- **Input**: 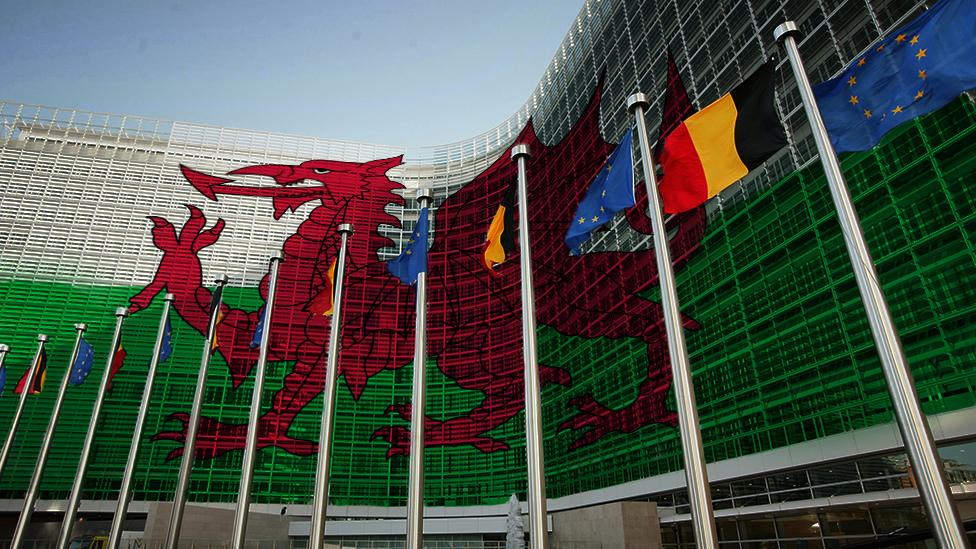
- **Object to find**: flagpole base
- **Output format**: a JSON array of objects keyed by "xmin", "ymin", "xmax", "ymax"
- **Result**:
[
  {"xmin": 511, "ymin": 144, "xmax": 530, "ymax": 160},
  {"xmin": 626, "ymin": 93, "xmax": 650, "ymax": 113},
  {"xmin": 773, "ymin": 21, "xmax": 800, "ymax": 42}
]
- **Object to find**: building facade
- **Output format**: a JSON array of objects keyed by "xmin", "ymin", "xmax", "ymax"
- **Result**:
[{"xmin": 1, "ymin": 0, "xmax": 974, "ymax": 545}]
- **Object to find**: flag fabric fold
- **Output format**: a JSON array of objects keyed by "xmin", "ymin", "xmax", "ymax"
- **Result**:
[
  {"xmin": 813, "ymin": 0, "xmax": 976, "ymax": 153},
  {"xmin": 388, "ymin": 206, "xmax": 430, "ymax": 285},
  {"xmin": 658, "ymin": 60, "xmax": 787, "ymax": 214},
  {"xmin": 107, "ymin": 338, "xmax": 126, "ymax": 390},
  {"xmin": 483, "ymin": 180, "xmax": 518, "ymax": 271},
  {"xmin": 69, "ymin": 337, "xmax": 95, "ymax": 385},
  {"xmin": 565, "ymin": 131, "xmax": 636, "ymax": 253},
  {"xmin": 308, "ymin": 259, "xmax": 338, "ymax": 315},
  {"xmin": 15, "ymin": 348, "xmax": 48, "ymax": 395}
]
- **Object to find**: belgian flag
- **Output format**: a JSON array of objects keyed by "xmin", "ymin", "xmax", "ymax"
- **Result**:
[
  {"xmin": 658, "ymin": 60, "xmax": 787, "ymax": 213},
  {"xmin": 15, "ymin": 348, "xmax": 47, "ymax": 395},
  {"xmin": 482, "ymin": 179, "xmax": 517, "ymax": 272}
]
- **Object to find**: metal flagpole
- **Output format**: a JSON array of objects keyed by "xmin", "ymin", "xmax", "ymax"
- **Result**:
[
  {"xmin": 0, "ymin": 334, "xmax": 48, "ymax": 482},
  {"xmin": 775, "ymin": 21, "xmax": 968, "ymax": 547},
  {"xmin": 107, "ymin": 293, "xmax": 174, "ymax": 549},
  {"xmin": 165, "ymin": 275, "xmax": 229, "ymax": 549},
  {"xmin": 11, "ymin": 325, "xmax": 87, "ymax": 549},
  {"xmin": 231, "ymin": 251, "xmax": 283, "ymax": 549},
  {"xmin": 511, "ymin": 144, "xmax": 550, "ymax": 549},
  {"xmin": 405, "ymin": 192, "xmax": 432, "ymax": 549},
  {"xmin": 628, "ymin": 93, "xmax": 719, "ymax": 548},
  {"xmin": 57, "ymin": 308, "xmax": 128, "ymax": 549},
  {"xmin": 309, "ymin": 224, "xmax": 354, "ymax": 549}
]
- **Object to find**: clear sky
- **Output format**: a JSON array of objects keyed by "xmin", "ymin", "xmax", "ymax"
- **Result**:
[{"xmin": 0, "ymin": 1, "xmax": 583, "ymax": 148}]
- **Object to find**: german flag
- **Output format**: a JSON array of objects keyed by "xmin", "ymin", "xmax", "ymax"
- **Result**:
[
  {"xmin": 482, "ymin": 179, "xmax": 517, "ymax": 272},
  {"xmin": 658, "ymin": 61, "xmax": 787, "ymax": 214},
  {"xmin": 308, "ymin": 258, "xmax": 338, "ymax": 315},
  {"xmin": 15, "ymin": 348, "xmax": 47, "ymax": 395}
]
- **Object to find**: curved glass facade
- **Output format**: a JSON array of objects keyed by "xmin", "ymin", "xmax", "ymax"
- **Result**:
[{"xmin": 1, "ymin": 0, "xmax": 974, "ymax": 511}]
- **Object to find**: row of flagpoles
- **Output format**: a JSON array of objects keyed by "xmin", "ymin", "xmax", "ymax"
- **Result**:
[{"xmin": 1, "ymin": 5, "xmax": 973, "ymax": 548}]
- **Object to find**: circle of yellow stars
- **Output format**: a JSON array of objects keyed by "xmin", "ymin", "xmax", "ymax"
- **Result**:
[{"xmin": 846, "ymin": 32, "xmax": 928, "ymax": 121}]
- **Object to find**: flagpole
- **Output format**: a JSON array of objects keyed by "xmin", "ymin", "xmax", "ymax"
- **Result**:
[
  {"xmin": 57, "ymin": 308, "xmax": 128, "ymax": 549},
  {"xmin": 106, "ymin": 293, "xmax": 174, "ymax": 548},
  {"xmin": 0, "ymin": 334, "xmax": 48, "ymax": 483},
  {"xmin": 165, "ymin": 274, "xmax": 229, "ymax": 549},
  {"xmin": 405, "ymin": 192, "xmax": 432, "ymax": 549},
  {"xmin": 309, "ymin": 224, "xmax": 354, "ymax": 549},
  {"xmin": 627, "ymin": 93, "xmax": 719, "ymax": 548},
  {"xmin": 510, "ymin": 145, "xmax": 550, "ymax": 549},
  {"xmin": 231, "ymin": 251, "xmax": 283, "ymax": 549},
  {"xmin": 11, "ymin": 325, "xmax": 87, "ymax": 549},
  {"xmin": 774, "ymin": 21, "xmax": 967, "ymax": 547}
]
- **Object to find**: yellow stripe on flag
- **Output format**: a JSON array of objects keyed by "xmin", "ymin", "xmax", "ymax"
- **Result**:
[{"xmin": 684, "ymin": 93, "xmax": 749, "ymax": 198}]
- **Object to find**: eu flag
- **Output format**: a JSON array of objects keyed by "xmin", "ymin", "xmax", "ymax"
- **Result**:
[
  {"xmin": 159, "ymin": 317, "xmax": 173, "ymax": 363},
  {"xmin": 813, "ymin": 0, "xmax": 976, "ymax": 153},
  {"xmin": 387, "ymin": 206, "xmax": 430, "ymax": 285},
  {"xmin": 565, "ymin": 131, "xmax": 635, "ymax": 254},
  {"xmin": 250, "ymin": 306, "xmax": 266, "ymax": 349},
  {"xmin": 69, "ymin": 337, "xmax": 95, "ymax": 385},
  {"xmin": 0, "ymin": 363, "xmax": 5, "ymax": 397}
]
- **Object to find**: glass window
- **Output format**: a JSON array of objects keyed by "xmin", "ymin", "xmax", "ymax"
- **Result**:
[
  {"xmin": 776, "ymin": 512, "xmax": 821, "ymax": 537},
  {"xmin": 739, "ymin": 515, "xmax": 777, "ymax": 539},
  {"xmin": 809, "ymin": 463, "xmax": 859, "ymax": 486},
  {"xmin": 870, "ymin": 506, "xmax": 929, "ymax": 532},
  {"xmin": 819, "ymin": 509, "xmax": 874, "ymax": 536},
  {"xmin": 717, "ymin": 518, "xmax": 740, "ymax": 540},
  {"xmin": 767, "ymin": 471, "xmax": 810, "ymax": 491}
]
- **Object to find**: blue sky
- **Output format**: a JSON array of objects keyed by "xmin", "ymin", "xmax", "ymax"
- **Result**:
[{"xmin": 0, "ymin": 1, "xmax": 582, "ymax": 147}]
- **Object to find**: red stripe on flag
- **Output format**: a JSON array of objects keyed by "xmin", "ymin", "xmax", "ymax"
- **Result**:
[{"xmin": 659, "ymin": 124, "xmax": 709, "ymax": 214}]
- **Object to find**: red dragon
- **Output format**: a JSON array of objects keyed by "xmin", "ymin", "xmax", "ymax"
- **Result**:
[{"xmin": 131, "ymin": 82, "xmax": 707, "ymax": 461}]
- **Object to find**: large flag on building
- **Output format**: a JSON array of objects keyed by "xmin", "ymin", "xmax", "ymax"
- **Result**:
[
  {"xmin": 813, "ymin": 0, "xmax": 976, "ymax": 153},
  {"xmin": 388, "ymin": 207, "xmax": 430, "ymax": 285},
  {"xmin": 658, "ymin": 60, "xmax": 787, "ymax": 214},
  {"xmin": 565, "ymin": 131, "xmax": 635, "ymax": 254},
  {"xmin": 308, "ymin": 259, "xmax": 338, "ymax": 315},
  {"xmin": 15, "ymin": 348, "xmax": 48, "ymax": 395},
  {"xmin": 69, "ymin": 337, "xmax": 96, "ymax": 385},
  {"xmin": 482, "ymin": 179, "xmax": 518, "ymax": 271}
]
